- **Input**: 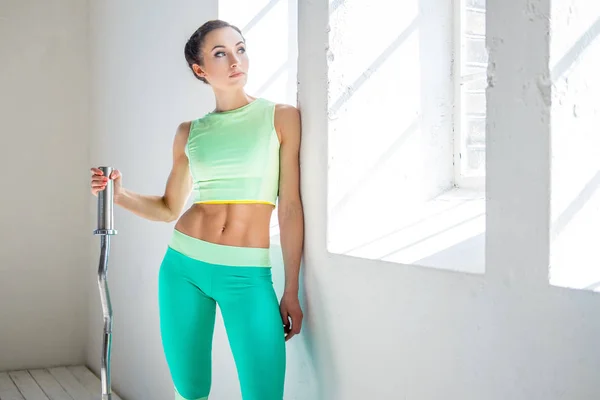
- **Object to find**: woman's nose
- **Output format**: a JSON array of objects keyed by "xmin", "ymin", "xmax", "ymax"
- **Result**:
[{"xmin": 229, "ymin": 54, "xmax": 240, "ymax": 67}]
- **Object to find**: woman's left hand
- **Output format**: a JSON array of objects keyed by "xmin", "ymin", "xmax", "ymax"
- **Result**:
[{"xmin": 280, "ymin": 292, "xmax": 303, "ymax": 342}]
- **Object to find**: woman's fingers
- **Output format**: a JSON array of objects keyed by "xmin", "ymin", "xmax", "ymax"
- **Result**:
[
  {"xmin": 90, "ymin": 167, "xmax": 111, "ymax": 196},
  {"xmin": 92, "ymin": 176, "xmax": 109, "ymax": 185}
]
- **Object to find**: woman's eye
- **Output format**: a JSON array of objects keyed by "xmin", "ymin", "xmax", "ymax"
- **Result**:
[{"xmin": 214, "ymin": 48, "xmax": 245, "ymax": 57}]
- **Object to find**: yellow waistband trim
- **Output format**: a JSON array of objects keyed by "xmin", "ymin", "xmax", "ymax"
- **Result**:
[{"xmin": 195, "ymin": 200, "xmax": 275, "ymax": 206}]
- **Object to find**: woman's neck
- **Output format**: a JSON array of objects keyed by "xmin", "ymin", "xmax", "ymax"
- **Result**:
[{"xmin": 212, "ymin": 90, "xmax": 255, "ymax": 113}]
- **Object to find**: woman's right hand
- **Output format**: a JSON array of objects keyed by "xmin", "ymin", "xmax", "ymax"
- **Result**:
[{"xmin": 90, "ymin": 167, "xmax": 123, "ymax": 198}]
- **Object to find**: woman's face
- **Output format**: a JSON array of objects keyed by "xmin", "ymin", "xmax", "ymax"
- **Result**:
[{"xmin": 194, "ymin": 27, "xmax": 249, "ymax": 89}]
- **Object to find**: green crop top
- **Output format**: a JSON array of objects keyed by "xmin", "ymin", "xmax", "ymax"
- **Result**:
[{"xmin": 184, "ymin": 97, "xmax": 280, "ymax": 206}]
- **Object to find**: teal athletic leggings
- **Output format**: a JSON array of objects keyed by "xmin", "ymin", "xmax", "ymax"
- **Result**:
[{"xmin": 158, "ymin": 229, "xmax": 286, "ymax": 400}]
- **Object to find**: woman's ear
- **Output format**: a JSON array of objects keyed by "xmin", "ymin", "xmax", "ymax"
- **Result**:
[{"xmin": 192, "ymin": 64, "xmax": 206, "ymax": 79}]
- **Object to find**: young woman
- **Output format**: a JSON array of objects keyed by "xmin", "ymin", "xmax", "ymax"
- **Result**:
[{"xmin": 90, "ymin": 19, "xmax": 304, "ymax": 400}]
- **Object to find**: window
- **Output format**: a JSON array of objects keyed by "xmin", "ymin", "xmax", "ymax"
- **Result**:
[
  {"xmin": 454, "ymin": 0, "xmax": 487, "ymax": 190},
  {"xmin": 326, "ymin": 0, "xmax": 486, "ymax": 274},
  {"xmin": 549, "ymin": 1, "xmax": 600, "ymax": 291}
]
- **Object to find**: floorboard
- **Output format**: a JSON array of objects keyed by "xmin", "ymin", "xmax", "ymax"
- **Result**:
[{"xmin": 0, "ymin": 366, "xmax": 122, "ymax": 400}]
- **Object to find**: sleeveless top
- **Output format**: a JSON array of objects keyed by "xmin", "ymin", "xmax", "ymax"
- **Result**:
[{"xmin": 184, "ymin": 97, "xmax": 280, "ymax": 206}]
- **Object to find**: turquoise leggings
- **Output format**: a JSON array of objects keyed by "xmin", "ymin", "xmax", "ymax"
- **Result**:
[{"xmin": 158, "ymin": 229, "xmax": 286, "ymax": 400}]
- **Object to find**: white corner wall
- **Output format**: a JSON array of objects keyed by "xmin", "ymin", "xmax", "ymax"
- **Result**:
[{"xmin": 0, "ymin": 0, "xmax": 90, "ymax": 371}]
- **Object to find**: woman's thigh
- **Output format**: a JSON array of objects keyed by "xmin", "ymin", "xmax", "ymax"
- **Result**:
[
  {"xmin": 158, "ymin": 248, "xmax": 216, "ymax": 400},
  {"xmin": 215, "ymin": 267, "xmax": 286, "ymax": 400}
]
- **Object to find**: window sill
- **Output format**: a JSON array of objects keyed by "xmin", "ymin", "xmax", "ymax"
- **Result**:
[{"xmin": 334, "ymin": 187, "xmax": 486, "ymax": 274}]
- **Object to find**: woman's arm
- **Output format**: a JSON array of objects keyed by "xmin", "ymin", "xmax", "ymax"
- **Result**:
[
  {"xmin": 113, "ymin": 122, "xmax": 193, "ymax": 222},
  {"xmin": 275, "ymin": 103, "xmax": 305, "ymax": 341}
]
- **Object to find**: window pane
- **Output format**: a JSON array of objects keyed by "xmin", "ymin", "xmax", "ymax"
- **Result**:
[
  {"xmin": 465, "ymin": 0, "xmax": 485, "ymax": 10},
  {"xmin": 464, "ymin": 91, "xmax": 486, "ymax": 115},
  {"xmin": 459, "ymin": 1, "xmax": 487, "ymax": 180},
  {"xmin": 461, "ymin": 65, "xmax": 486, "ymax": 89},
  {"xmin": 465, "ymin": 37, "xmax": 488, "ymax": 65},
  {"xmin": 465, "ymin": 9, "xmax": 485, "ymax": 36},
  {"xmin": 464, "ymin": 77, "xmax": 486, "ymax": 91},
  {"xmin": 466, "ymin": 147, "xmax": 485, "ymax": 172},
  {"xmin": 466, "ymin": 117, "xmax": 486, "ymax": 144}
]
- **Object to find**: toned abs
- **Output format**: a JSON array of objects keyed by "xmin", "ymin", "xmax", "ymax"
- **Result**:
[{"xmin": 174, "ymin": 203, "xmax": 274, "ymax": 249}]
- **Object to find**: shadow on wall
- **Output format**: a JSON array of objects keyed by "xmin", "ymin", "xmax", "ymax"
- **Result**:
[
  {"xmin": 551, "ymin": 170, "xmax": 600, "ymax": 242},
  {"xmin": 550, "ymin": 17, "xmax": 600, "ymax": 82}
]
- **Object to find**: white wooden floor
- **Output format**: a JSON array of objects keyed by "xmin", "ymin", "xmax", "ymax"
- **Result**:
[{"xmin": 0, "ymin": 366, "xmax": 123, "ymax": 400}]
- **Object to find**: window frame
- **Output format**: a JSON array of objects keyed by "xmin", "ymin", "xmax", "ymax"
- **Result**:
[{"xmin": 453, "ymin": 0, "xmax": 486, "ymax": 190}]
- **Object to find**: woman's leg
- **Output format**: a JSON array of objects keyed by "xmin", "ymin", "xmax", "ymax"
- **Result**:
[
  {"xmin": 214, "ymin": 266, "xmax": 286, "ymax": 400},
  {"xmin": 158, "ymin": 247, "xmax": 216, "ymax": 400}
]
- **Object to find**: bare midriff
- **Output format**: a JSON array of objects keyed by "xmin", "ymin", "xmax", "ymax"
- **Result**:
[{"xmin": 173, "ymin": 203, "xmax": 275, "ymax": 249}]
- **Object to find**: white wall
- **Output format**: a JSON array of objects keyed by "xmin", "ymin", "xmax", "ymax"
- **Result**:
[
  {"xmin": 298, "ymin": 0, "xmax": 600, "ymax": 398},
  {"xmin": 0, "ymin": 0, "xmax": 89, "ymax": 371}
]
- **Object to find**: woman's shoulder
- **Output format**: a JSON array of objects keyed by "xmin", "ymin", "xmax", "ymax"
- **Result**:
[
  {"xmin": 274, "ymin": 102, "xmax": 298, "ymax": 112},
  {"xmin": 255, "ymin": 96, "xmax": 297, "ymax": 111},
  {"xmin": 174, "ymin": 117, "xmax": 208, "ymax": 140},
  {"xmin": 273, "ymin": 102, "xmax": 300, "ymax": 123},
  {"xmin": 272, "ymin": 101, "xmax": 301, "ymax": 142},
  {"xmin": 260, "ymin": 96, "xmax": 297, "ymax": 111},
  {"xmin": 174, "ymin": 120, "xmax": 193, "ymax": 140},
  {"xmin": 185, "ymin": 115, "xmax": 212, "ymax": 132}
]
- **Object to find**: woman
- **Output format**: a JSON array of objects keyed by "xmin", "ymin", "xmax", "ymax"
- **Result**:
[{"xmin": 90, "ymin": 19, "xmax": 304, "ymax": 400}]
